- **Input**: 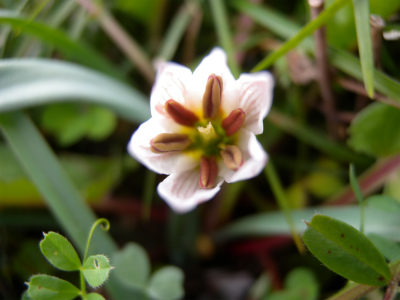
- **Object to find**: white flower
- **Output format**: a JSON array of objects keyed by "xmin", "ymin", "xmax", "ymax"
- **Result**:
[{"xmin": 128, "ymin": 48, "xmax": 274, "ymax": 213}]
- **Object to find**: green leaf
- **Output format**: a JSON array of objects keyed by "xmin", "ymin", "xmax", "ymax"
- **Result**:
[
  {"xmin": 0, "ymin": 59, "xmax": 150, "ymax": 123},
  {"xmin": 0, "ymin": 10, "xmax": 124, "ymax": 80},
  {"xmin": 112, "ymin": 242, "xmax": 150, "ymax": 289},
  {"xmin": 82, "ymin": 255, "xmax": 113, "ymax": 288},
  {"xmin": 352, "ymin": 0, "xmax": 374, "ymax": 97},
  {"xmin": 27, "ymin": 275, "xmax": 80, "ymax": 300},
  {"xmin": 86, "ymin": 293, "xmax": 106, "ymax": 300},
  {"xmin": 147, "ymin": 266, "xmax": 184, "ymax": 300},
  {"xmin": 268, "ymin": 268, "xmax": 318, "ymax": 300},
  {"xmin": 40, "ymin": 232, "xmax": 81, "ymax": 271},
  {"xmin": 368, "ymin": 234, "xmax": 400, "ymax": 262},
  {"xmin": 348, "ymin": 103, "xmax": 400, "ymax": 157},
  {"xmin": 21, "ymin": 290, "xmax": 32, "ymax": 300},
  {"xmin": 86, "ymin": 106, "xmax": 117, "ymax": 141},
  {"xmin": 302, "ymin": 214, "xmax": 391, "ymax": 286}
]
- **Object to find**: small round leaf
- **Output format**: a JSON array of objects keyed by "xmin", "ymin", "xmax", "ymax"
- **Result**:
[
  {"xmin": 147, "ymin": 266, "xmax": 184, "ymax": 300},
  {"xmin": 40, "ymin": 232, "xmax": 81, "ymax": 271},
  {"xmin": 82, "ymin": 255, "xmax": 113, "ymax": 288},
  {"xmin": 112, "ymin": 242, "xmax": 150, "ymax": 289},
  {"xmin": 86, "ymin": 292, "xmax": 106, "ymax": 300},
  {"xmin": 27, "ymin": 275, "xmax": 80, "ymax": 300},
  {"xmin": 303, "ymin": 214, "xmax": 391, "ymax": 286}
]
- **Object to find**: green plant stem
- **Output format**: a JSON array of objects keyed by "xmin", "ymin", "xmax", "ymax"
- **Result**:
[
  {"xmin": 349, "ymin": 164, "xmax": 364, "ymax": 233},
  {"xmin": 142, "ymin": 171, "xmax": 157, "ymax": 221},
  {"xmin": 0, "ymin": 112, "xmax": 131, "ymax": 299},
  {"xmin": 75, "ymin": 0, "xmax": 155, "ymax": 83},
  {"xmin": 383, "ymin": 261, "xmax": 400, "ymax": 300},
  {"xmin": 209, "ymin": 0, "xmax": 240, "ymax": 77},
  {"xmin": 83, "ymin": 218, "xmax": 110, "ymax": 262},
  {"xmin": 249, "ymin": 0, "xmax": 351, "ymax": 71},
  {"xmin": 264, "ymin": 161, "xmax": 305, "ymax": 253}
]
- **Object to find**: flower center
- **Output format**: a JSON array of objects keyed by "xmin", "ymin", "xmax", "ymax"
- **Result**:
[{"xmin": 150, "ymin": 73, "xmax": 246, "ymax": 189}]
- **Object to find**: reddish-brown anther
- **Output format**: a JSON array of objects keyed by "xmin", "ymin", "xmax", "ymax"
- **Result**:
[
  {"xmin": 202, "ymin": 74, "xmax": 223, "ymax": 120},
  {"xmin": 165, "ymin": 100, "xmax": 199, "ymax": 127},
  {"xmin": 199, "ymin": 156, "xmax": 218, "ymax": 189},
  {"xmin": 221, "ymin": 108, "xmax": 245, "ymax": 136},
  {"xmin": 220, "ymin": 145, "xmax": 244, "ymax": 171},
  {"xmin": 150, "ymin": 133, "xmax": 191, "ymax": 153}
]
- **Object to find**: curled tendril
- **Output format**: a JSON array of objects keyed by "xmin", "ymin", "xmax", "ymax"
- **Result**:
[{"xmin": 83, "ymin": 218, "xmax": 111, "ymax": 262}]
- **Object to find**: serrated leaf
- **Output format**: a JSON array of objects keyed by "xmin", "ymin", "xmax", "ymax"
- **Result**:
[
  {"xmin": 303, "ymin": 214, "xmax": 391, "ymax": 286},
  {"xmin": 147, "ymin": 266, "xmax": 184, "ymax": 300},
  {"xmin": 27, "ymin": 275, "xmax": 80, "ymax": 300},
  {"xmin": 40, "ymin": 232, "xmax": 81, "ymax": 271},
  {"xmin": 82, "ymin": 255, "xmax": 113, "ymax": 288},
  {"xmin": 348, "ymin": 103, "xmax": 400, "ymax": 157},
  {"xmin": 87, "ymin": 293, "xmax": 106, "ymax": 300},
  {"xmin": 112, "ymin": 242, "xmax": 150, "ymax": 289}
]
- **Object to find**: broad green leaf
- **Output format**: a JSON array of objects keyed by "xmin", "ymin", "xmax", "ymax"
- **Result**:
[
  {"xmin": 303, "ymin": 214, "xmax": 391, "ymax": 286},
  {"xmin": 268, "ymin": 268, "xmax": 318, "ymax": 300},
  {"xmin": 348, "ymin": 103, "xmax": 400, "ymax": 157},
  {"xmin": 112, "ymin": 242, "xmax": 150, "ymax": 289},
  {"xmin": 368, "ymin": 234, "xmax": 400, "ymax": 262},
  {"xmin": 216, "ymin": 204, "xmax": 400, "ymax": 241},
  {"xmin": 147, "ymin": 266, "xmax": 184, "ymax": 300},
  {"xmin": 40, "ymin": 232, "xmax": 81, "ymax": 271},
  {"xmin": 0, "ymin": 10, "xmax": 124, "ymax": 80},
  {"xmin": 352, "ymin": 0, "xmax": 374, "ymax": 97},
  {"xmin": 86, "ymin": 293, "xmax": 105, "ymax": 300},
  {"xmin": 86, "ymin": 106, "xmax": 117, "ymax": 141},
  {"xmin": 27, "ymin": 275, "xmax": 80, "ymax": 300},
  {"xmin": 82, "ymin": 255, "xmax": 113, "ymax": 288},
  {"xmin": 366, "ymin": 195, "xmax": 400, "ymax": 213},
  {"xmin": 0, "ymin": 59, "xmax": 150, "ymax": 123}
]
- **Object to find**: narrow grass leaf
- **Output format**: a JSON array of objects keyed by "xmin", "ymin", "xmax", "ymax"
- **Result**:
[
  {"xmin": 147, "ymin": 266, "xmax": 184, "ymax": 300},
  {"xmin": 40, "ymin": 232, "xmax": 81, "ymax": 271},
  {"xmin": 82, "ymin": 255, "xmax": 113, "ymax": 288},
  {"xmin": 209, "ymin": 0, "xmax": 240, "ymax": 77},
  {"xmin": 303, "ymin": 214, "xmax": 391, "ymax": 286},
  {"xmin": 352, "ymin": 0, "xmax": 374, "ymax": 97},
  {"xmin": 27, "ymin": 275, "xmax": 80, "ymax": 300},
  {"xmin": 234, "ymin": 1, "xmax": 400, "ymax": 107},
  {"xmin": 0, "ymin": 59, "xmax": 150, "ymax": 123},
  {"xmin": 0, "ymin": 113, "xmax": 132, "ymax": 299},
  {"xmin": 0, "ymin": 10, "xmax": 124, "ymax": 80},
  {"xmin": 243, "ymin": 0, "xmax": 351, "ymax": 71}
]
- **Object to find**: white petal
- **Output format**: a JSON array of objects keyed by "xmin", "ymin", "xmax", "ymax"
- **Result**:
[
  {"xmin": 150, "ymin": 61, "xmax": 193, "ymax": 119},
  {"xmin": 237, "ymin": 72, "xmax": 274, "ymax": 135},
  {"xmin": 219, "ymin": 129, "xmax": 268, "ymax": 183},
  {"xmin": 127, "ymin": 118, "xmax": 198, "ymax": 175},
  {"xmin": 189, "ymin": 48, "xmax": 239, "ymax": 115},
  {"xmin": 158, "ymin": 170, "xmax": 224, "ymax": 213}
]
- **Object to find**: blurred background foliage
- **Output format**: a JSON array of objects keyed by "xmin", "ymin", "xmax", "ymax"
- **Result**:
[{"xmin": 1, "ymin": 0, "xmax": 400, "ymax": 299}]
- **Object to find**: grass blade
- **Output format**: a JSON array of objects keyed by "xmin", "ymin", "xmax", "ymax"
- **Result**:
[
  {"xmin": 209, "ymin": 0, "xmax": 240, "ymax": 77},
  {"xmin": 0, "ymin": 59, "xmax": 150, "ymax": 123},
  {"xmin": 236, "ymin": 0, "xmax": 352, "ymax": 71},
  {"xmin": 234, "ymin": 0, "xmax": 400, "ymax": 107},
  {"xmin": 352, "ymin": 0, "xmax": 374, "ymax": 97},
  {"xmin": 0, "ymin": 112, "xmax": 132, "ymax": 299},
  {"xmin": 0, "ymin": 10, "xmax": 124, "ymax": 80}
]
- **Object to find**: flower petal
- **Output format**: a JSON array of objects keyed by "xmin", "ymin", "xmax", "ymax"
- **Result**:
[
  {"xmin": 127, "ymin": 118, "xmax": 198, "ymax": 175},
  {"xmin": 151, "ymin": 62, "xmax": 193, "ymax": 119},
  {"xmin": 158, "ymin": 169, "xmax": 223, "ymax": 213},
  {"xmin": 219, "ymin": 129, "xmax": 268, "ymax": 183},
  {"xmin": 237, "ymin": 72, "xmax": 274, "ymax": 135},
  {"xmin": 189, "ymin": 48, "xmax": 239, "ymax": 115}
]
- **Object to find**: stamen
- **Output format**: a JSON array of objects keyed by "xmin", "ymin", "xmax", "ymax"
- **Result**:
[
  {"xmin": 202, "ymin": 74, "xmax": 223, "ymax": 120},
  {"xmin": 220, "ymin": 145, "xmax": 243, "ymax": 171},
  {"xmin": 221, "ymin": 108, "xmax": 245, "ymax": 136},
  {"xmin": 199, "ymin": 156, "xmax": 218, "ymax": 189},
  {"xmin": 150, "ymin": 133, "xmax": 191, "ymax": 153},
  {"xmin": 165, "ymin": 100, "xmax": 199, "ymax": 127}
]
